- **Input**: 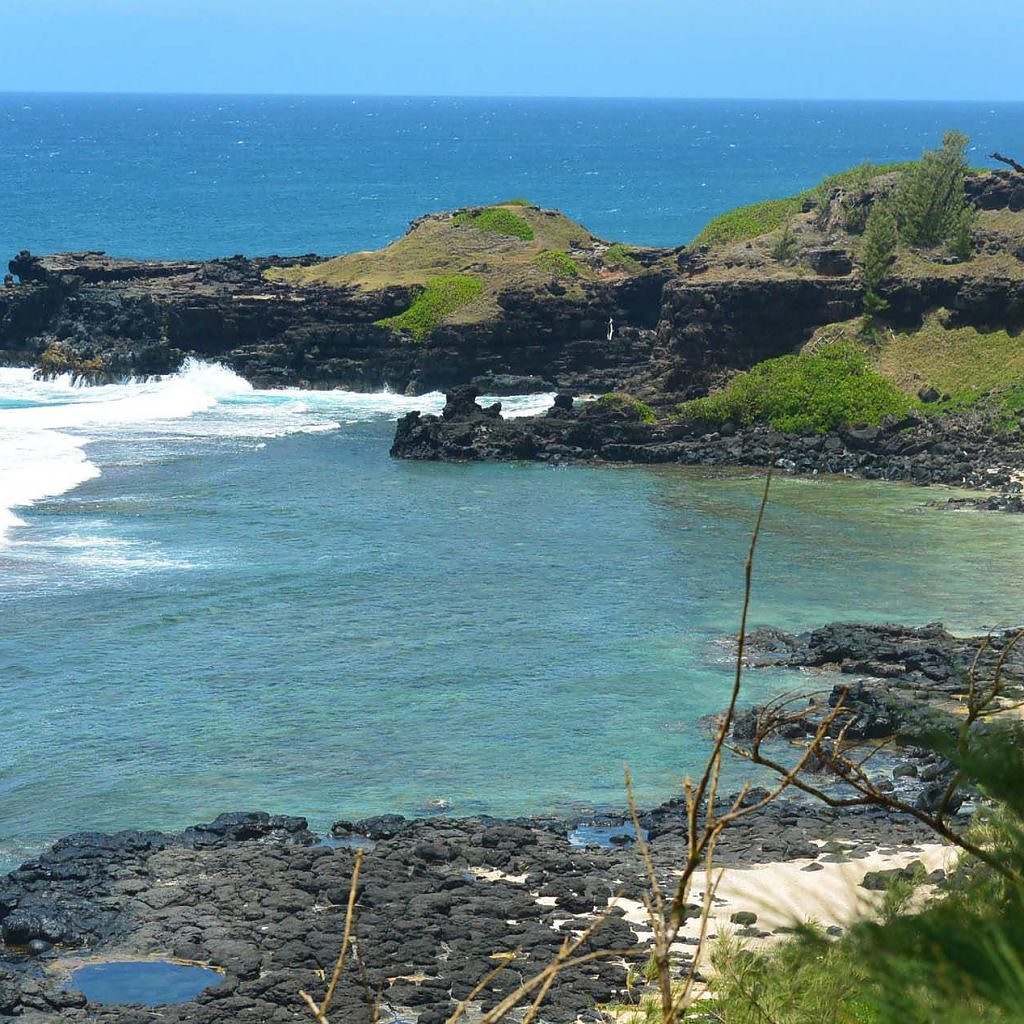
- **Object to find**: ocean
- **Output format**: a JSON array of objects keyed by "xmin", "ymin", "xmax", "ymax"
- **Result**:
[{"xmin": 3, "ymin": 95, "xmax": 1024, "ymax": 871}]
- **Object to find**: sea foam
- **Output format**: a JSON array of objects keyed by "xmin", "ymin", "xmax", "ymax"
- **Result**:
[{"xmin": 0, "ymin": 360, "xmax": 554, "ymax": 545}]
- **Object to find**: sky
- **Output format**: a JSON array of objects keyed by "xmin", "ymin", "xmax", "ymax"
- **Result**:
[{"xmin": 1, "ymin": 0, "xmax": 1023, "ymax": 101}]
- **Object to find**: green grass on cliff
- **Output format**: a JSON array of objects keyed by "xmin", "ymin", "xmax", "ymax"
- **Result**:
[
  {"xmin": 675, "ymin": 343, "xmax": 912, "ymax": 434},
  {"xmin": 264, "ymin": 201, "xmax": 659, "ymax": 332},
  {"xmin": 812, "ymin": 312, "xmax": 1024, "ymax": 425},
  {"xmin": 598, "ymin": 392, "xmax": 657, "ymax": 423},
  {"xmin": 453, "ymin": 207, "xmax": 535, "ymax": 240},
  {"xmin": 375, "ymin": 275, "xmax": 483, "ymax": 340},
  {"xmin": 691, "ymin": 162, "xmax": 914, "ymax": 248},
  {"xmin": 534, "ymin": 250, "xmax": 580, "ymax": 278},
  {"xmin": 692, "ymin": 196, "xmax": 806, "ymax": 248}
]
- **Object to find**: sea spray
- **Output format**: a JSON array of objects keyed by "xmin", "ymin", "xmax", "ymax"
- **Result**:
[{"xmin": 0, "ymin": 359, "xmax": 554, "ymax": 544}]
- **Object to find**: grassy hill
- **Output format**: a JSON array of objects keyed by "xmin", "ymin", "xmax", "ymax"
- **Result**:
[{"xmin": 266, "ymin": 202, "xmax": 665, "ymax": 337}]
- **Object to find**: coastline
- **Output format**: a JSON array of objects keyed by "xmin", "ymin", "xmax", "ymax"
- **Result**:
[
  {"xmin": 3, "ymin": 616, "xmax": 1018, "ymax": 1020},
  {"xmin": 391, "ymin": 386, "xmax": 1024, "ymax": 510}
]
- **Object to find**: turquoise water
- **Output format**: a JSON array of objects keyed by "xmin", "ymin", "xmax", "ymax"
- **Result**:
[
  {"xmin": 2, "ymin": 364, "xmax": 1023, "ymax": 872},
  {"xmin": 4, "ymin": 96, "xmax": 1024, "ymax": 873}
]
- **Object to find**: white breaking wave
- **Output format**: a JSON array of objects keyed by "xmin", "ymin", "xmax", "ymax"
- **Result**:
[{"xmin": 0, "ymin": 359, "xmax": 554, "ymax": 546}]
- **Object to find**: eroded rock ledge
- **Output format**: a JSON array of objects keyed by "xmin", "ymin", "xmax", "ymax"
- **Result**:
[{"xmin": 391, "ymin": 386, "xmax": 1024, "ymax": 497}]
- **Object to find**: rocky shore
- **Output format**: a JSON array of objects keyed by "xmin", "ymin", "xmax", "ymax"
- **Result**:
[
  {"xmin": 3, "ymin": 618, "xmax": 1014, "ymax": 1022},
  {"xmin": 0, "ymin": 805, "xmax": 949, "ymax": 1023},
  {"xmin": 391, "ymin": 385, "xmax": 1024, "ymax": 500}
]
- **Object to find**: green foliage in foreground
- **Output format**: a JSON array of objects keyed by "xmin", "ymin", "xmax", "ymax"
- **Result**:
[
  {"xmin": 534, "ymin": 250, "xmax": 581, "ymax": 278},
  {"xmin": 598, "ymin": 392, "xmax": 657, "ymax": 423},
  {"xmin": 708, "ymin": 716, "xmax": 1024, "ymax": 1024},
  {"xmin": 453, "ymin": 207, "xmax": 535, "ymax": 240},
  {"xmin": 674, "ymin": 344, "xmax": 913, "ymax": 434},
  {"xmin": 604, "ymin": 243, "xmax": 641, "ymax": 270},
  {"xmin": 709, "ymin": 927, "xmax": 876, "ymax": 1024},
  {"xmin": 375, "ymin": 275, "xmax": 483, "ymax": 339}
]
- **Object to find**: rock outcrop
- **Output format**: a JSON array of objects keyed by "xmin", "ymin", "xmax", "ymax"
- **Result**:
[{"xmin": 391, "ymin": 388, "xmax": 1024, "ymax": 497}]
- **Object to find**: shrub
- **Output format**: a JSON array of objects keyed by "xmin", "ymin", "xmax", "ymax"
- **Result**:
[
  {"xmin": 604, "ymin": 243, "xmax": 641, "ymax": 270},
  {"xmin": 375, "ymin": 275, "xmax": 483, "ymax": 340},
  {"xmin": 452, "ymin": 207, "xmax": 534, "ymax": 241},
  {"xmin": 896, "ymin": 131, "xmax": 973, "ymax": 249},
  {"xmin": 860, "ymin": 200, "xmax": 899, "ymax": 320},
  {"xmin": 534, "ymin": 250, "xmax": 580, "ymax": 278},
  {"xmin": 598, "ymin": 392, "xmax": 657, "ymax": 423},
  {"xmin": 674, "ymin": 343, "xmax": 913, "ymax": 434},
  {"xmin": 948, "ymin": 204, "xmax": 977, "ymax": 260},
  {"xmin": 769, "ymin": 223, "xmax": 798, "ymax": 263}
]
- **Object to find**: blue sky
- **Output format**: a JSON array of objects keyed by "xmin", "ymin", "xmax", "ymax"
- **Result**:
[{"xmin": 2, "ymin": 0, "xmax": 1022, "ymax": 100}]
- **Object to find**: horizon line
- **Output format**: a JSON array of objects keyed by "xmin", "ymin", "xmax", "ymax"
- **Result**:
[{"xmin": 2, "ymin": 89, "xmax": 1023, "ymax": 105}]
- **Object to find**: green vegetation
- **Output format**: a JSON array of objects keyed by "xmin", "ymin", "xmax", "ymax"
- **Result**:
[
  {"xmin": 502, "ymin": 197, "xmax": 533, "ymax": 206},
  {"xmin": 691, "ymin": 163, "xmax": 911, "ymax": 248},
  {"xmin": 375, "ymin": 274, "xmax": 483, "ymax": 340},
  {"xmin": 708, "ymin": 927, "xmax": 876, "ymax": 1024},
  {"xmin": 453, "ymin": 206, "xmax": 535, "ymax": 241},
  {"xmin": 266, "ymin": 203, "xmax": 615, "ymax": 324},
  {"xmin": 604, "ymin": 243, "xmax": 641, "ymax": 270},
  {"xmin": 896, "ymin": 130, "xmax": 974, "ymax": 250},
  {"xmin": 811, "ymin": 312, "xmax": 1024, "ymax": 426},
  {"xmin": 692, "ymin": 196, "xmax": 805, "ymax": 248},
  {"xmin": 598, "ymin": 391, "xmax": 657, "ymax": 424},
  {"xmin": 674, "ymin": 343, "xmax": 913, "ymax": 434},
  {"xmin": 769, "ymin": 222, "xmax": 798, "ymax": 263},
  {"xmin": 534, "ymin": 249, "xmax": 581, "ymax": 278},
  {"xmin": 860, "ymin": 200, "xmax": 899, "ymax": 320},
  {"xmin": 805, "ymin": 161, "xmax": 916, "ymax": 210}
]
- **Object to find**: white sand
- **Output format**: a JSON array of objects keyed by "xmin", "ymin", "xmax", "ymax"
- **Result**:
[{"xmin": 608, "ymin": 840, "xmax": 956, "ymax": 958}]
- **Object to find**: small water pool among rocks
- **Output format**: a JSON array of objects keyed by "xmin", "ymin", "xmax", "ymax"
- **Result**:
[{"xmin": 66, "ymin": 960, "xmax": 222, "ymax": 1007}]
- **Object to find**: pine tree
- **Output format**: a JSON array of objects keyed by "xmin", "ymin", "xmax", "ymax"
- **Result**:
[
  {"xmin": 948, "ymin": 204, "xmax": 977, "ymax": 261},
  {"xmin": 896, "ymin": 130, "xmax": 972, "ymax": 248},
  {"xmin": 860, "ymin": 199, "xmax": 898, "ymax": 320}
]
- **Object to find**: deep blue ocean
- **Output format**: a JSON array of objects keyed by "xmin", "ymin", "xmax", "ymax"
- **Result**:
[
  {"xmin": 3, "ymin": 95, "xmax": 1024, "ymax": 871},
  {"xmin": 4, "ymin": 94, "xmax": 1024, "ymax": 259}
]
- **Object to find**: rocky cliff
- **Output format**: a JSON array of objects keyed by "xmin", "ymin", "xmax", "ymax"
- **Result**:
[
  {"xmin": 0, "ymin": 203, "xmax": 675, "ymax": 395},
  {"xmin": 4, "ymin": 173, "xmax": 1023, "ymax": 413}
]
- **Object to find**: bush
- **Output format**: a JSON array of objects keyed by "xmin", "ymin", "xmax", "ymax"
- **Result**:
[
  {"xmin": 453, "ymin": 207, "xmax": 534, "ymax": 241},
  {"xmin": 598, "ymin": 392, "xmax": 657, "ymax": 423},
  {"xmin": 896, "ymin": 131, "xmax": 974, "ymax": 249},
  {"xmin": 674, "ymin": 343, "xmax": 913, "ymax": 434},
  {"xmin": 604, "ymin": 243, "xmax": 641, "ymax": 270},
  {"xmin": 770, "ymin": 223, "xmax": 798, "ymax": 263},
  {"xmin": 375, "ymin": 275, "xmax": 483, "ymax": 340},
  {"xmin": 534, "ymin": 250, "xmax": 580, "ymax": 278}
]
